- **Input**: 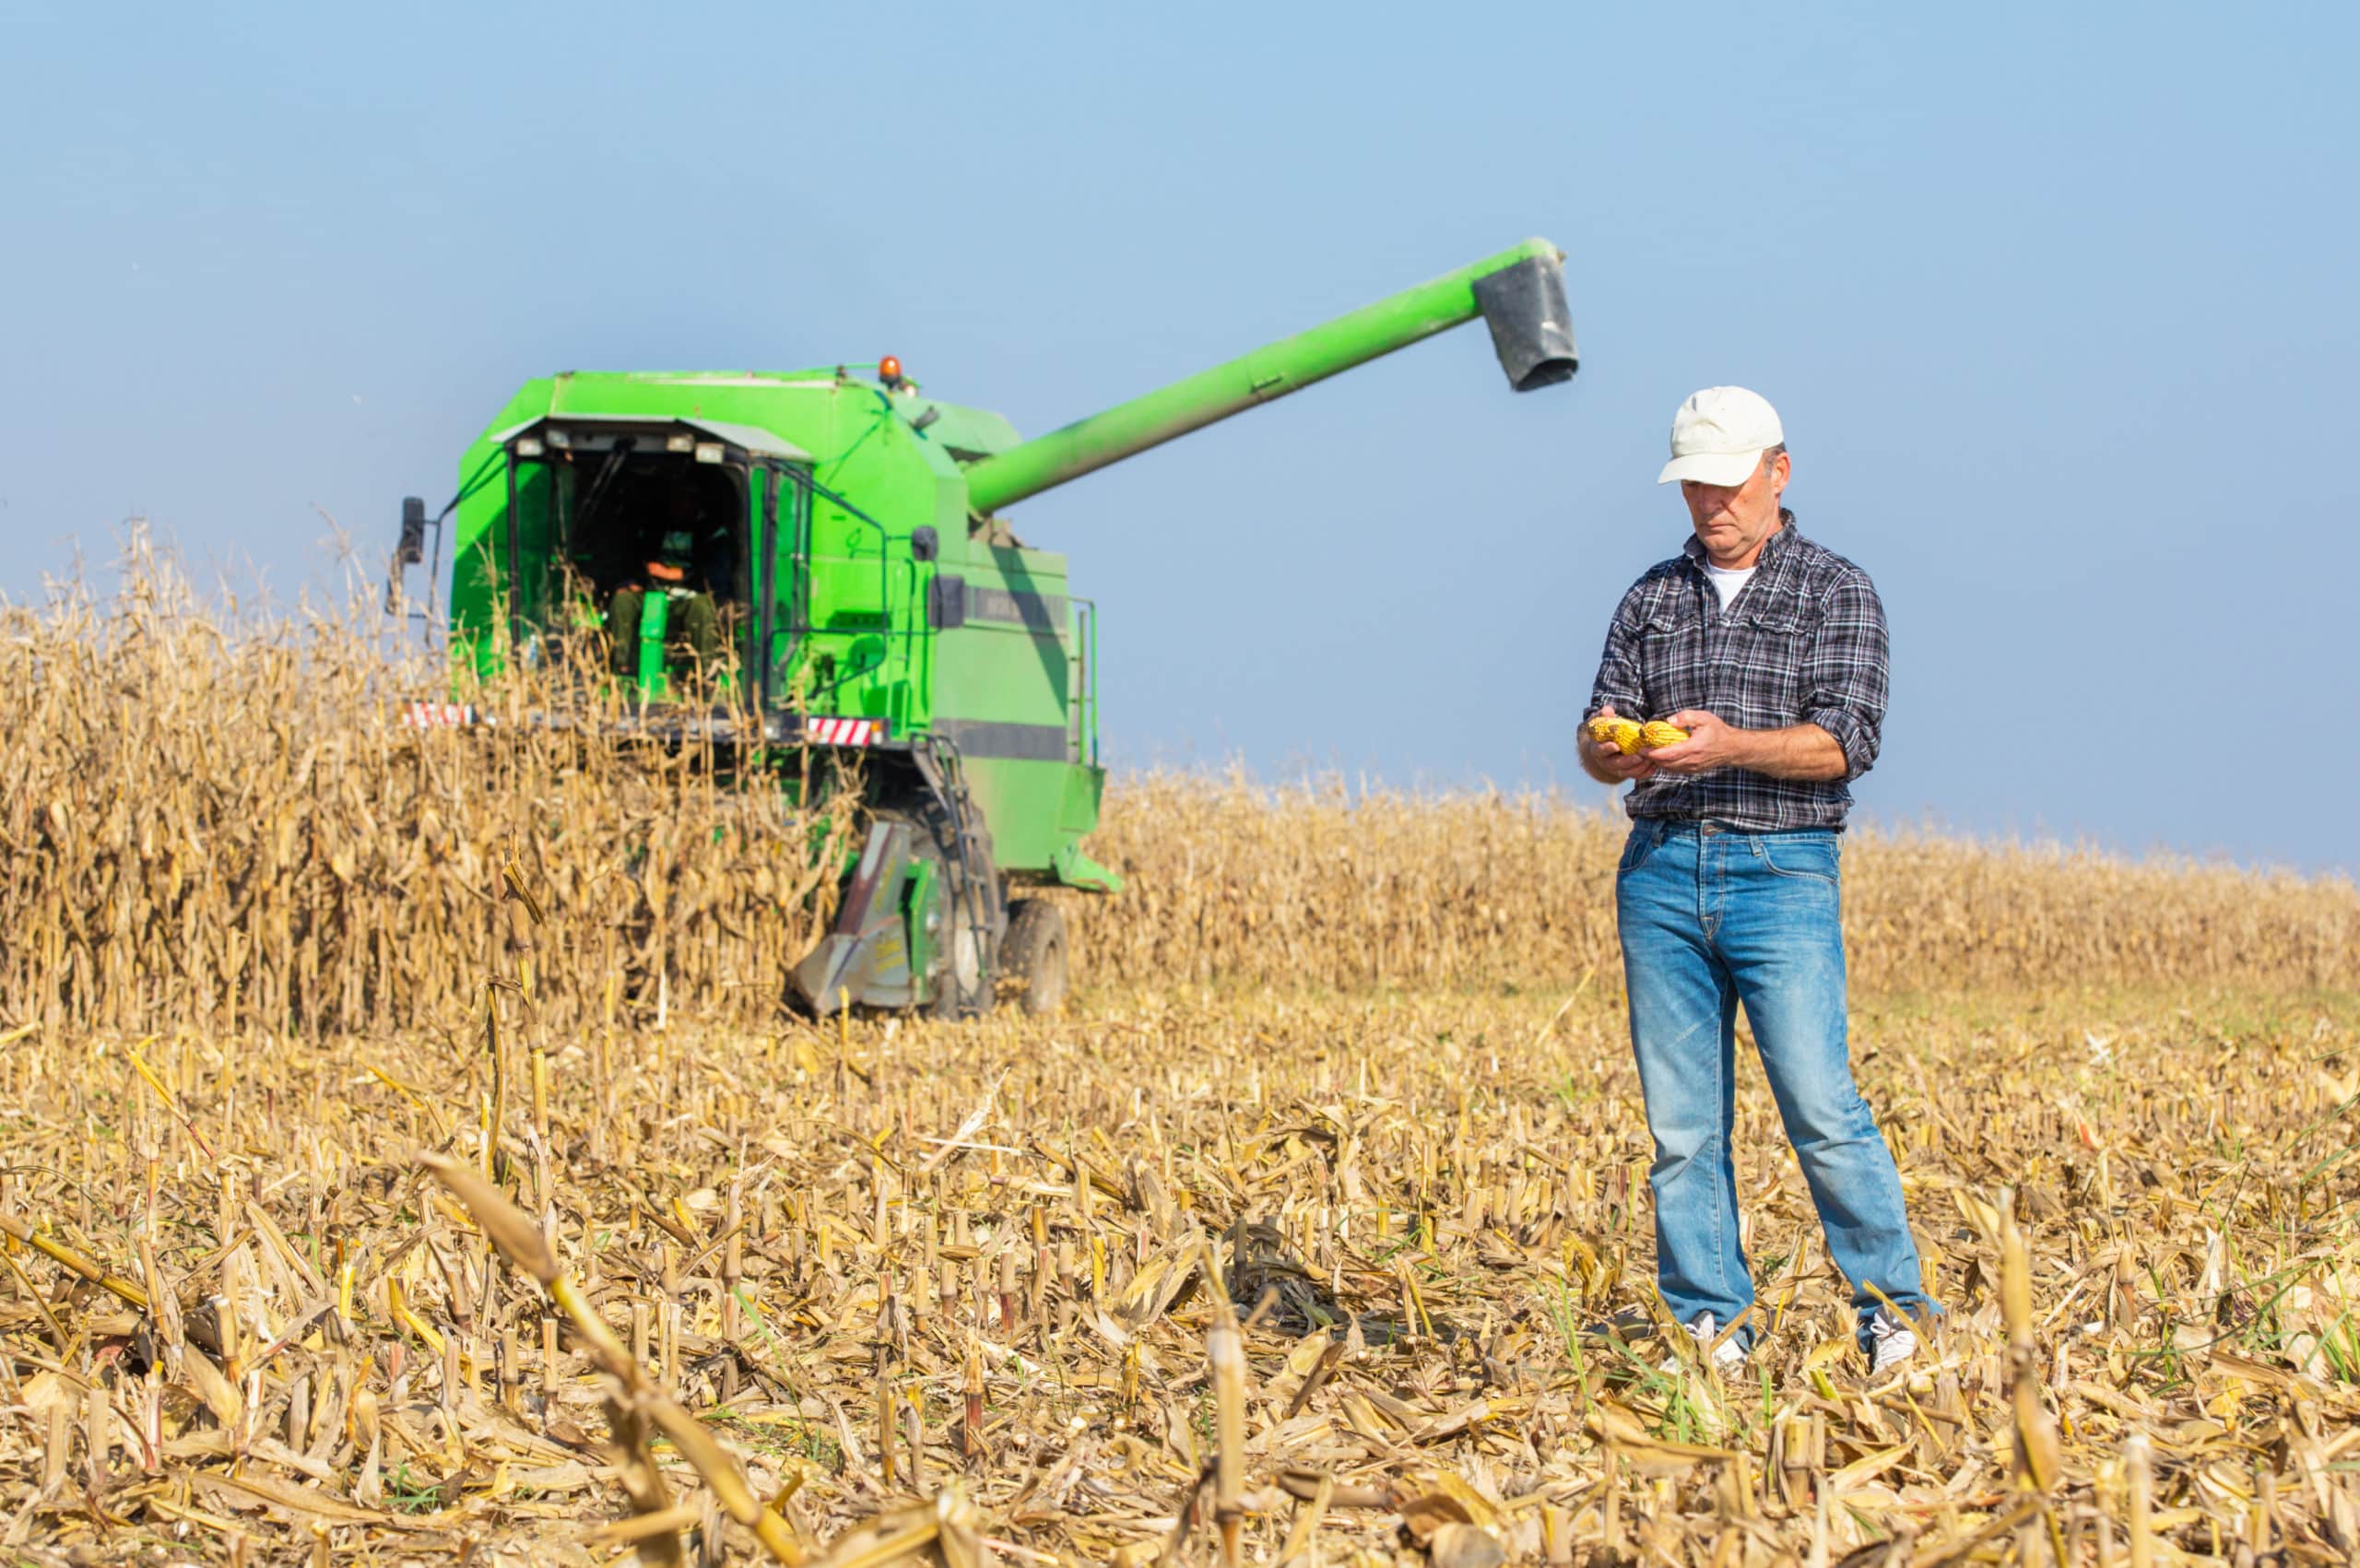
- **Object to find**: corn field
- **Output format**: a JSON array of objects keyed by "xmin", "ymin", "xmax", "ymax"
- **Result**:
[
  {"xmin": 0, "ymin": 559, "xmax": 859, "ymax": 1038},
  {"xmin": 4, "ymin": 563, "xmax": 2352, "ymax": 1037},
  {"xmin": 1080, "ymin": 776, "xmax": 2360, "ymax": 997},
  {"xmin": 3, "ymin": 565, "xmax": 2360, "ymax": 1564}
]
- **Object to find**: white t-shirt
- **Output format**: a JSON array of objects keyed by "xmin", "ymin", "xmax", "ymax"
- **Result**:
[{"xmin": 1702, "ymin": 559, "xmax": 1756, "ymax": 610}]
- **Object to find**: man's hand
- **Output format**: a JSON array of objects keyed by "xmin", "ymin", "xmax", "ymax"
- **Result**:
[
  {"xmin": 1642, "ymin": 710, "xmax": 1852, "ymax": 781},
  {"xmin": 1640, "ymin": 710, "xmax": 1746, "ymax": 775},
  {"xmin": 1579, "ymin": 706, "xmax": 1658, "ymax": 785}
]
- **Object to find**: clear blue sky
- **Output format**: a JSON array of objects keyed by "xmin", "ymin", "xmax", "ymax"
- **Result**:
[{"xmin": 4, "ymin": 4, "xmax": 2354, "ymax": 871}]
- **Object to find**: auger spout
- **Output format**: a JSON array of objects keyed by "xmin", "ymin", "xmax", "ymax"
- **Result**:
[{"xmin": 961, "ymin": 236, "xmax": 1575, "ymax": 515}]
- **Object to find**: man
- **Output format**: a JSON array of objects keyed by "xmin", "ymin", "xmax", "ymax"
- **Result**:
[
  {"xmin": 1580, "ymin": 385, "xmax": 1933, "ymax": 1379},
  {"xmin": 607, "ymin": 486, "xmax": 731, "ymax": 689}
]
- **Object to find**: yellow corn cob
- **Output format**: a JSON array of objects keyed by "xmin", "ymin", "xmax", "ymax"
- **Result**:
[
  {"xmin": 1640, "ymin": 721, "xmax": 1690, "ymax": 749},
  {"xmin": 1588, "ymin": 716, "xmax": 1644, "ymax": 755}
]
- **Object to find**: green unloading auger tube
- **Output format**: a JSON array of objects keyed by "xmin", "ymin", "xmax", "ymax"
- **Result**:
[{"xmin": 961, "ymin": 237, "xmax": 1575, "ymax": 515}]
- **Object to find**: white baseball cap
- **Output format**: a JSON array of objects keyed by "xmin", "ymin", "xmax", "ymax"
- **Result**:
[{"xmin": 1658, "ymin": 386, "xmax": 1784, "ymax": 486}]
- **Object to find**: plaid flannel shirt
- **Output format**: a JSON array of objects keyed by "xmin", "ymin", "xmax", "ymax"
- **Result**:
[{"xmin": 1586, "ymin": 513, "xmax": 1887, "ymax": 831}]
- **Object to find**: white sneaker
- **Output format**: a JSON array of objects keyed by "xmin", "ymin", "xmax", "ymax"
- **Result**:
[
  {"xmin": 1868, "ymin": 1308, "xmax": 1918, "ymax": 1377},
  {"xmin": 1665, "ymin": 1313, "xmax": 1748, "ymax": 1376}
]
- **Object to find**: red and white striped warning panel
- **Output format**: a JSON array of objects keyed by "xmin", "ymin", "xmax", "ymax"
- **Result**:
[
  {"xmin": 804, "ymin": 716, "xmax": 886, "ymax": 747},
  {"xmin": 400, "ymin": 702, "xmax": 487, "ymax": 729}
]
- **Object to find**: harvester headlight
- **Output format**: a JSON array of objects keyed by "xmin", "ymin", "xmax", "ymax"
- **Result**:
[
  {"xmin": 514, "ymin": 437, "xmax": 544, "ymax": 457},
  {"xmin": 693, "ymin": 442, "xmax": 725, "ymax": 465},
  {"xmin": 666, "ymin": 433, "xmax": 695, "ymax": 454}
]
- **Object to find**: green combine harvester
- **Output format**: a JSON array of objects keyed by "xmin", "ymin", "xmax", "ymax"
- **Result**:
[{"xmin": 389, "ymin": 238, "xmax": 1576, "ymax": 1016}]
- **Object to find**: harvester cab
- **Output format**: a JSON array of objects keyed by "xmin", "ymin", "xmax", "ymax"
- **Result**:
[{"xmin": 392, "ymin": 237, "xmax": 1576, "ymax": 1017}]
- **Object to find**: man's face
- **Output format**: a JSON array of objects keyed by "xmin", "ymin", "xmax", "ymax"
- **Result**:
[{"xmin": 1681, "ymin": 451, "xmax": 1789, "ymax": 567}]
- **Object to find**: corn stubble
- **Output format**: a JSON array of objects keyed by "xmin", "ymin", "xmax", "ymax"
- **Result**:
[{"xmin": 1, "ymin": 561, "xmax": 2359, "ymax": 1562}]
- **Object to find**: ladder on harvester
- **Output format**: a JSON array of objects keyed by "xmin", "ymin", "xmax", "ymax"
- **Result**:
[{"xmin": 914, "ymin": 735, "xmax": 1002, "ymax": 1015}]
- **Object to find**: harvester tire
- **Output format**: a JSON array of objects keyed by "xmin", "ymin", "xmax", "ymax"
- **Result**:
[{"xmin": 1000, "ymin": 900, "xmax": 1068, "ymax": 1016}]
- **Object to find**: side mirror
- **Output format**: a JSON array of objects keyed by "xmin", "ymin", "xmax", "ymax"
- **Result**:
[
  {"xmin": 395, "ymin": 497, "xmax": 428, "ymax": 565},
  {"xmin": 388, "ymin": 496, "xmax": 429, "ymax": 614},
  {"xmin": 909, "ymin": 525, "xmax": 938, "ymax": 563}
]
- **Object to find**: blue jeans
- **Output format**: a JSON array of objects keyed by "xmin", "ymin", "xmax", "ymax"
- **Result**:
[{"xmin": 1615, "ymin": 819, "xmax": 1932, "ymax": 1347}]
